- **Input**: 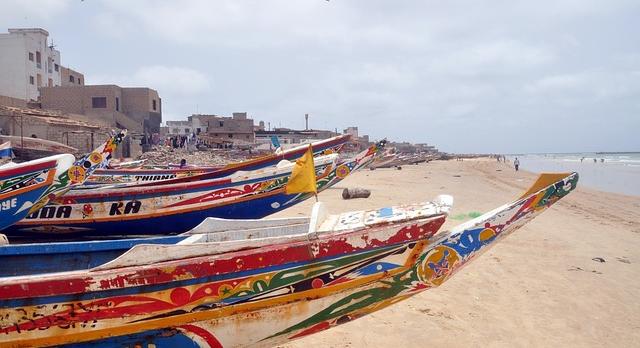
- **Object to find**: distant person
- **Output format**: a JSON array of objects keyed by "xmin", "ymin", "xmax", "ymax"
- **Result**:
[
  {"xmin": 601, "ymin": 158, "xmax": 605, "ymax": 163},
  {"xmin": 180, "ymin": 158, "xmax": 187, "ymax": 168},
  {"xmin": 580, "ymin": 157, "xmax": 585, "ymax": 163},
  {"xmin": 593, "ymin": 158, "xmax": 597, "ymax": 163},
  {"xmin": 514, "ymin": 157, "xmax": 520, "ymax": 171}
]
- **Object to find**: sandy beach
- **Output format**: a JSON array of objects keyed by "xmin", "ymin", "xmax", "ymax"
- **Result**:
[{"xmin": 272, "ymin": 158, "xmax": 640, "ymax": 347}]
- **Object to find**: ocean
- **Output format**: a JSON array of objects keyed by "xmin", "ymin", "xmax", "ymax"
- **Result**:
[{"xmin": 507, "ymin": 152, "xmax": 640, "ymax": 197}]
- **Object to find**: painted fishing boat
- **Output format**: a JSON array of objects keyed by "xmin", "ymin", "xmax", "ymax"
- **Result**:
[
  {"xmin": 0, "ymin": 135, "xmax": 77, "ymax": 161},
  {"xmin": 369, "ymin": 151, "xmax": 409, "ymax": 170},
  {"xmin": 3, "ymin": 141, "xmax": 382, "ymax": 239},
  {"xmin": 0, "ymin": 131, "xmax": 126, "ymax": 231},
  {"xmin": 85, "ymin": 134, "xmax": 351, "ymax": 186},
  {"xmin": 0, "ymin": 154, "xmax": 74, "ymax": 230},
  {"xmin": 0, "ymin": 172, "xmax": 577, "ymax": 347}
]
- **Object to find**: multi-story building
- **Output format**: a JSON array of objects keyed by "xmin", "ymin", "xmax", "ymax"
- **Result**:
[
  {"xmin": 165, "ymin": 120, "xmax": 193, "ymax": 135},
  {"xmin": 39, "ymin": 85, "xmax": 161, "ymax": 133},
  {"xmin": 39, "ymin": 85, "xmax": 162, "ymax": 156},
  {"xmin": 187, "ymin": 112, "xmax": 256, "ymax": 144},
  {"xmin": 60, "ymin": 66, "xmax": 84, "ymax": 87},
  {"xmin": 0, "ymin": 28, "xmax": 66, "ymax": 101}
]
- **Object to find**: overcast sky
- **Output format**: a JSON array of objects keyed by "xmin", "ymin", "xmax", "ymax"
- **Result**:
[{"xmin": 2, "ymin": 0, "xmax": 639, "ymax": 153}]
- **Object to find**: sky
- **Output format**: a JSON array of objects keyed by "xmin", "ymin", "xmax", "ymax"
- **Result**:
[{"xmin": 2, "ymin": 0, "xmax": 639, "ymax": 153}]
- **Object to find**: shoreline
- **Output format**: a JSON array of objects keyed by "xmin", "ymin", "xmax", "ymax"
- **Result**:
[{"xmin": 272, "ymin": 158, "xmax": 640, "ymax": 347}]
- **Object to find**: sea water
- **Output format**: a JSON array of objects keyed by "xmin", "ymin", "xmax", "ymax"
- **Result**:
[{"xmin": 507, "ymin": 153, "xmax": 640, "ymax": 197}]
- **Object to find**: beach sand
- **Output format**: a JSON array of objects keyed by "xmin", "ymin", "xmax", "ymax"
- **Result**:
[{"xmin": 271, "ymin": 158, "xmax": 640, "ymax": 347}]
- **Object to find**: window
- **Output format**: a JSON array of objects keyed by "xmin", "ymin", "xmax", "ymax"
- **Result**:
[
  {"xmin": 54, "ymin": 64, "xmax": 59, "ymax": 72},
  {"xmin": 228, "ymin": 134, "xmax": 233, "ymax": 138},
  {"xmin": 36, "ymin": 51, "xmax": 41, "ymax": 68},
  {"xmin": 115, "ymin": 97, "xmax": 120, "ymax": 111},
  {"xmin": 185, "ymin": 128, "xmax": 190, "ymax": 133},
  {"xmin": 92, "ymin": 97, "xmax": 107, "ymax": 108},
  {"xmin": 69, "ymin": 75, "xmax": 75, "ymax": 83},
  {"xmin": 29, "ymin": 76, "xmax": 34, "ymax": 85},
  {"xmin": 196, "ymin": 128, "xmax": 201, "ymax": 134},
  {"xmin": 152, "ymin": 99, "xmax": 157, "ymax": 111},
  {"xmin": 219, "ymin": 121, "xmax": 224, "ymax": 127},
  {"xmin": 78, "ymin": 78, "xmax": 82, "ymax": 85},
  {"xmin": 28, "ymin": 52, "xmax": 34, "ymax": 61}
]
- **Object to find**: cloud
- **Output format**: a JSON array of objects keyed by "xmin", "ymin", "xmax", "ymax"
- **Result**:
[
  {"xmin": 6, "ymin": 0, "xmax": 639, "ymax": 152},
  {"xmin": 0, "ymin": 0, "xmax": 72, "ymax": 24},
  {"xmin": 88, "ymin": 65, "xmax": 210, "ymax": 96}
]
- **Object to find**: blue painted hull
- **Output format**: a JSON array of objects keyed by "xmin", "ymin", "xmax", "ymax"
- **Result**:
[
  {"xmin": 6, "ymin": 190, "xmax": 305, "ymax": 238},
  {"xmin": 0, "ymin": 235, "xmax": 186, "ymax": 277},
  {"xmin": 0, "ymin": 185, "xmax": 49, "ymax": 230}
]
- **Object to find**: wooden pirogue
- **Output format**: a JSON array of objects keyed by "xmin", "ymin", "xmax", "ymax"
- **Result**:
[
  {"xmin": 84, "ymin": 134, "xmax": 351, "ymax": 186},
  {"xmin": 2, "ymin": 141, "xmax": 383, "ymax": 239},
  {"xmin": 0, "ymin": 172, "xmax": 577, "ymax": 347},
  {"xmin": 0, "ymin": 131, "xmax": 126, "ymax": 231}
]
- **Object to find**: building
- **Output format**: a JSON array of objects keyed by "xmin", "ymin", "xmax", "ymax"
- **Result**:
[
  {"xmin": 39, "ymin": 85, "xmax": 162, "ymax": 156},
  {"xmin": 0, "ymin": 105, "xmax": 113, "ymax": 155},
  {"xmin": 39, "ymin": 85, "xmax": 161, "ymax": 134},
  {"xmin": 343, "ymin": 126, "xmax": 359, "ymax": 139},
  {"xmin": 187, "ymin": 112, "xmax": 256, "ymax": 144},
  {"xmin": 60, "ymin": 66, "xmax": 84, "ymax": 87},
  {"xmin": 255, "ymin": 128, "xmax": 339, "ymax": 149},
  {"xmin": 165, "ymin": 120, "xmax": 193, "ymax": 135},
  {"xmin": 0, "ymin": 28, "xmax": 64, "ymax": 101}
]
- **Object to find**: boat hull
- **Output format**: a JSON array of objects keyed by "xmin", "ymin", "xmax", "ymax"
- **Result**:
[
  {"xmin": 0, "ymin": 155, "xmax": 73, "ymax": 230},
  {"xmin": 4, "ymin": 143, "xmax": 380, "ymax": 239},
  {"xmin": 86, "ymin": 135, "xmax": 351, "ymax": 186},
  {"xmin": 0, "ymin": 173, "xmax": 577, "ymax": 347}
]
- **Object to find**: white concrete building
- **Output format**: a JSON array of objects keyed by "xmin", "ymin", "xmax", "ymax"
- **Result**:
[
  {"xmin": 166, "ymin": 120, "xmax": 193, "ymax": 135},
  {"xmin": 0, "ymin": 28, "xmax": 63, "ymax": 101}
]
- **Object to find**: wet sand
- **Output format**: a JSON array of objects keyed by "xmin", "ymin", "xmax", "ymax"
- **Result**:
[{"xmin": 272, "ymin": 158, "xmax": 640, "ymax": 347}]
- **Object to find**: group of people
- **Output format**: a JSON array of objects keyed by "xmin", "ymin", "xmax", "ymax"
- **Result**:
[
  {"xmin": 165, "ymin": 133, "xmax": 201, "ymax": 150},
  {"xmin": 580, "ymin": 157, "xmax": 605, "ymax": 163}
]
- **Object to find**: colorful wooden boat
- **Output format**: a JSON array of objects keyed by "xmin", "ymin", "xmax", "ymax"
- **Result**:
[
  {"xmin": 0, "ymin": 172, "xmax": 577, "ymax": 347},
  {"xmin": 3, "ymin": 142, "xmax": 381, "ymax": 239},
  {"xmin": 85, "ymin": 134, "xmax": 351, "ymax": 186},
  {"xmin": 0, "ymin": 154, "xmax": 74, "ymax": 230},
  {"xmin": 0, "ymin": 131, "xmax": 126, "ymax": 231}
]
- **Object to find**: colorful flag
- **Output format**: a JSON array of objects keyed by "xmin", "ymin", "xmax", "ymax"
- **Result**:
[{"xmin": 285, "ymin": 144, "xmax": 317, "ymax": 195}]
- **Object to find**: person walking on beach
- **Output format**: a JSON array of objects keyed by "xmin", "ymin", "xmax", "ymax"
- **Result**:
[{"xmin": 514, "ymin": 157, "xmax": 520, "ymax": 171}]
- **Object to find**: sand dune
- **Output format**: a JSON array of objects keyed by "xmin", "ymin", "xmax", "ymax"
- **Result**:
[{"xmin": 272, "ymin": 158, "xmax": 640, "ymax": 347}]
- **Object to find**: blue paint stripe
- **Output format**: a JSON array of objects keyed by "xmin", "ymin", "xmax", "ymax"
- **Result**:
[{"xmin": 0, "ymin": 235, "xmax": 186, "ymax": 256}]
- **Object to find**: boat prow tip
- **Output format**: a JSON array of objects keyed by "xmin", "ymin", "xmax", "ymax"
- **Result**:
[{"xmin": 519, "ymin": 172, "xmax": 578, "ymax": 200}]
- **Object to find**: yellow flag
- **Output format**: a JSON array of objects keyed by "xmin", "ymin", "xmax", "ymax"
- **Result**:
[{"xmin": 285, "ymin": 144, "xmax": 317, "ymax": 194}]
